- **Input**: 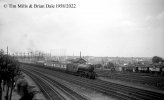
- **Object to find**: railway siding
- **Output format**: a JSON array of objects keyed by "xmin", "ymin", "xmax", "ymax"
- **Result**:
[
  {"xmin": 98, "ymin": 77, "xmax": 164, "ymax": 94},
  {"xmin": 96, "ymin": 70, "xmax": 164, "ymax": 88}
]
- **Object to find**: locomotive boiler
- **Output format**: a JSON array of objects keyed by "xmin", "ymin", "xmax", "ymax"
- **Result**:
[{"xmin": 66, "ymin": 63, "xmax": 96, "ymax": 79}]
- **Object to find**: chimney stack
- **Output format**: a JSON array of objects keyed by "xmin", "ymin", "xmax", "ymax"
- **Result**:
[{"xmin": 80, "ymin": 51, "xmax": 81, "ymax": 58}]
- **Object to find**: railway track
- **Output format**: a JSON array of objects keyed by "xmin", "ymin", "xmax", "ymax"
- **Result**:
[
  {"xmin": 23, "ymin": 69, "xmax": 65, "ymax": 100},
  {"xmin": 22, "ymin": 64, "xmax": 164, "ymax": 100},
  {"xmin": 97, "ymin": 71, "xmax": 164, "ymax": 87},
  {"xmin": 22, "ymin": 68, "xmax": 89, "ymax": 100},
  {"xmin": 49, "ymin": 71, "xmax": 164, "ymax": 100},
  {"xmin": 98, "ymin": 73, "xmax": 157, "ymax": 85},
  {"xmin": 26, "ymin": 68, "xmax": 135, "ymax": 100}
]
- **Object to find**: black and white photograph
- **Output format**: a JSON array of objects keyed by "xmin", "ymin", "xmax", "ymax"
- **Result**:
[{"xmin": 0, "ymin": 0, "xmax": 164, "ymax": 100}]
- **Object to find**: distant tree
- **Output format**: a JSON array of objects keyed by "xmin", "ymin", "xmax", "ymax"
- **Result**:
[
  {"xmin": 0, "ymin": 50, "xmax": 3, "ymax": 100},
  {"xmin": 152, "ymin": 56, "xmax": 163, "ymax": 63}
]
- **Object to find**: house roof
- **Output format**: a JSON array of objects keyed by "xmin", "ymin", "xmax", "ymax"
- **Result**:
[{"xmin": 67, "ymin": 58, "xmax": 87, "ymax": 64}]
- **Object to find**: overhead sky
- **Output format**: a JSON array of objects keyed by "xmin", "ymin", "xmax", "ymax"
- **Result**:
[{"xmin": 0, "ymin": 0, "xmax": 164, "ymax": 57}]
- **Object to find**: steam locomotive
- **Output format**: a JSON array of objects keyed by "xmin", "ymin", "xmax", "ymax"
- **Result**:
[
  {"xmin": 66, "ymin": 63, "xmax": 96, "ymax": 79},
  {"xmin": 26, "ymin": 60, "xmax": 96, "ymax": 79}
]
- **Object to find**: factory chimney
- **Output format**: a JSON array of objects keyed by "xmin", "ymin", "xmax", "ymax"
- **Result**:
[{"xmin": 80, "ymin": 51, "xmax": 81, "ymax": 58}]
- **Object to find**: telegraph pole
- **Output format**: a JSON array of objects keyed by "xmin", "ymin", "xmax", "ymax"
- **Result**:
[
  {"xmin": 24, "ymin": 52, "xmax": 25, "ymax": 62},
  {"xmin": 30, "ymin": 52, "xmax": 32, "ymax": 63},
  {"xmin": 7, "ymin": 46, "xmax": 8, "ymax": 56},
  {"xmin": 28, "ymin": 53, "xmax": 29, "ymax": 63}
]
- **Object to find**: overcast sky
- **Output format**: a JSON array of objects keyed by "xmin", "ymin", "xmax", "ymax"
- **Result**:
[{"xmin": 0, "ymin": 0, "xmax": 164, "ymax": 57}]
